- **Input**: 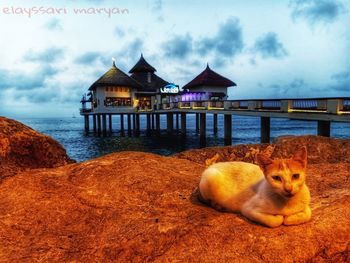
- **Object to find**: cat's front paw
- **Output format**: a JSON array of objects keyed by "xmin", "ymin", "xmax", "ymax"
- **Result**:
[
  {"xmin": 264, "ymin": 215, "xmax": 284, "ymax": 228},
  {"xmin": 283, "ymin": 207, "xmax": 311, "ymax": 226}
]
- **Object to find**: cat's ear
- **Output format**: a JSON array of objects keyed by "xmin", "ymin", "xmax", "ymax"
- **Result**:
[
  {"xmin": 292, "ymin": 146, "xmax": 307, "ymax": 168},
  {"xmin": 257, "ymin": 154, "xmax": 273, "ymax": 173}
]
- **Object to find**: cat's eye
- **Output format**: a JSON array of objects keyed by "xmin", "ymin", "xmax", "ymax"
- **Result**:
[
  {"xmin": 272, "ymin": 175, "xmax": 282, "ymax": 181},
  {"xmin": 292, "ymin": 174, "xmax": 300, "ymax": 180}
]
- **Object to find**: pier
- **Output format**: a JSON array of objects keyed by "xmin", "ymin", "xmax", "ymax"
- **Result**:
[
  {"xmin": 80, "ymin": 56, "xmax": 349, "ymax": 144},
  {"xmin": 82, "ymin": 97, "xmax": 350, "ymax": 144}
]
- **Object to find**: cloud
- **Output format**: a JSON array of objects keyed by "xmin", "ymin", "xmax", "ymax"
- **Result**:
[
  {"xmin": 17, "ymin": 87, "xmax": 57, "ymax": 103},
  {"xmin": 160, "ymin": 17, "xmax": 244, "ymax": 66},
  {"xmin": 126, "ymin": 38, "xmax": 143, "ymax": 55},
  {"xmin": 114, "ymin": 27, "xmax": 125, "ymax": 37},
  {"xmin": 0, "ymin": 65, "xmax": 60, "ymax": 91},
  {"xmin": 74, "ymin": 38, "xmax": 144, "ymax": 70},
  {"xmin": 253, "ymin": 32, "xmax": 288, "ymax": 59},
  {"xmin": 330, "ymin": 70, "xmax": 350, "ymax": 91},
  {"xmin": 152, "ymin": 0, "xmax": 162, "ymax": 12},
  {"xmin": 152, "ymin": 0, "xmax": 164, "ymax": 21},
  {"xmin": 0, "ymin": 65, "xmax": 88, "ymax": 113},
  {"xmin": 44, "ymin": 18, "xmax": 63, "ymax": 31},
  {"xmin": 267, "ymin": 78, "xmax": 305, "ymax": 97},
  {"xmin": 75, "ymin": 51, "xmax": 106, "ymax": 65},
  {"xmin": 290, "ymin": 0, "xmax": 346, "ymax": 25},
  {"xmin": 2, "ymin": 80, "xmax": 86, "ymax": 111},
  {"xmin": 162, "ymin": 34, "xmax": 193, "ymax": 59},
  {"xmin": 115, "ymin": 38, "xmax": 144, "ymax": 67},
  {"xmin": 23, "ymin": 47, "xmax": 65, "ymax": 63},
  {"xmin": 197, "ymin": 17, "xmax": 244, "ymax": 58}
]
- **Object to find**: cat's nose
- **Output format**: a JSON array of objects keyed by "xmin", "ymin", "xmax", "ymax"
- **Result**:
[{"xmin": 284, "ymin": 185, "xmax": 293, "ymax": 193}]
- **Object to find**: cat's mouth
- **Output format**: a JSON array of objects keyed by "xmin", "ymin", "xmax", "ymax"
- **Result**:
[{"xmin": 284, "ymin": 192, "xmax": 295, "ymax": 198}]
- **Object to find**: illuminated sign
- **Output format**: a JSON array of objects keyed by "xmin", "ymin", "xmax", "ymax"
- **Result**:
[{"xmin": 160, "ymin": 83, "xmax": 181, "ymax": 94}]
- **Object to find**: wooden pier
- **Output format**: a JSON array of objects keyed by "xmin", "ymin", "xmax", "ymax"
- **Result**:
[{"xmin": 82, "ymin": 97, "xmax": 350, "ymax": 144}]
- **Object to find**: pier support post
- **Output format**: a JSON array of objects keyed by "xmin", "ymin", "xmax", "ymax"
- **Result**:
[
  {"xmin": 146, "ymin": 113, "xmax": 151, "ymax": 134},
  {"xmin": 167, "ymin": 113, "xmax": 174, "ymax": 134},
  {"xmin": 176, "ymin": 113, "xmax": 179, "ymax": 131},
  {"xmin": 224, "ymin": 114, "xmax": 232, "ymax": 146},
  {"xmin": 156, "ymin": 113, "xmax": 160, "ymax": 134},
  {"xmin": 97, "ymin": 114, "xmax": 101, "ymax": 136},
  {"xmin": 261, "ymin": 117, "xmax": 271, "ymax": 143},
  {"xmin": 132, "ymin": 114, "xmax": 136, "ymax": 133},
  {"xmin": 213, "ymin": 114, "xmax": 218, "ymax": 134},
  {"xmin": 135, "ymin": 114, "xmax": 140, "ymax": 136},
  {"xmin": 195, "ymin": 113, "xmax": 199, "ymax": 133},
  {"xmin": 84, "ymin": 115, "xmax": 89, "ymax": 132},
  {"xmin": 199, "ymin": 113, "xmax": 206, "ymax": 139},
  {"xmin": 127, "ymin": 114, "xmax": 132, "ymax": 136},
  {"xmin": 93, "ymin": 115, "xmax": 96, "ymax": 133},
  {"xmin": 120, "ymin": 114, "xmax": 125, "ymax": 136},
  {"xmin": 151, "ymin": 113, "xmax": 155, "ymax": 130},
  {"xmin": 102, "ymin": 114, "xmax": 107, "ymax": 136},
  {"xmin": 317, "ymin": 120, "xmax": 331, "ymax": 137},
  {"xmin": 181, "ymin": 113, "xmax": 187, "ymax": 136},
  {"xmin": 108, "ymin": 114, "xmax": 112, "ymax": 133}
]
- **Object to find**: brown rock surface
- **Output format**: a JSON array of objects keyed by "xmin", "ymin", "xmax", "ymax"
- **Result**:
[
  {"xmin": 175, "ymin": 135, "xmax": 350, "ymax": 165},
  {"xmin": 0, "ymin": 117, "xmax": 74, "ymax": 179},
  {"xmin": 1, "ymin": 148, "xmax": 349, "ymax": 262}
]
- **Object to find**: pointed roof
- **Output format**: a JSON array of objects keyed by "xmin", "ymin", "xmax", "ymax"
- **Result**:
[
  {"xmin": 130, "ymin": 72, "xmax": 169, "ymax": 92},
  {"xmin": 89, "ymin": 61, "xmax": 143, "ymax": 90},
  {"xmin": 183, "ymin": 64, "xmax": 236, "ymax": 89},
  {"xmin": 129, "ymin": 54, "xmax": 156, "ymax": 73}
]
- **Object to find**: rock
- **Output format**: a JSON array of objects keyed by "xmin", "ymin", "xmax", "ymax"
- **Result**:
[
  {"xmin": 175, "ymin": 135, "xmax": 350, "ymax": 165},
  {"xmin": 174, "ymin": 143, "xmax": 271, "ymax": 165},
  {"xmin": 272, "ymin": 135, "xmax": 350, "ymax": 163},
  {"xmin": 0, "ymin": 117, "xmax": 74, "ymax": 179},
  {"xmin": 0, "ymin": 149, "xmax": 349, "ymax": 262}
]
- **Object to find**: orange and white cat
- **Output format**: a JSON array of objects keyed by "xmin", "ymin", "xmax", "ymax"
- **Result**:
[{"xmin": 199, "ymin": 147, "xmax": 311, "ymax": 227}]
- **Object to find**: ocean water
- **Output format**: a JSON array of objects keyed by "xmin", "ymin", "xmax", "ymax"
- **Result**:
[{"xmin": 17, "ymin": 114, "xmax": 350, "ymax": 162}]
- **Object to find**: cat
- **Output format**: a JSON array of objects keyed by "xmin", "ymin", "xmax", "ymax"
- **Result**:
[{"xmin": 198, "ymin": 147, "xmax": 311, "ymax": 228}]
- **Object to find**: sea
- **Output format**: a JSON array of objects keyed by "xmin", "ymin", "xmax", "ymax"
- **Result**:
[{"xmin": 18, "ymin": 115, "xmax": 350, "ymax": 162}]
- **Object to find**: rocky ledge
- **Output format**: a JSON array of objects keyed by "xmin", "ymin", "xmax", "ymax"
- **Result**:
[
  {"xmin": 0, "ymin": 117, "xmax": 74, "ymax": 179},
  {"xmin": 0, "ymin": 118, "xmax": 349, "ymax": 262}
]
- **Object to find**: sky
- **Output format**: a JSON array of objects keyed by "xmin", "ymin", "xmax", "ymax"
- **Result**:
[{"xmin": 0, "ymin": 0, "xmax": 349, "ymax": 118}]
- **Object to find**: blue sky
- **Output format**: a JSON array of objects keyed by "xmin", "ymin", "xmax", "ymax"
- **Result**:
[{"xmin": 0, "ymin": 0, "xmax": 349, "ymax": 117}]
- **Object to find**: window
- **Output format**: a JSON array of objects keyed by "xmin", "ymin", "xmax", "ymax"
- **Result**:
[
  {"xmin": 104, "ymin": 97, "xmax": 132, "ymax": 107},
  {"xmin": 147, "ymin": 72, "xmax": 151, "ymax": 83}
]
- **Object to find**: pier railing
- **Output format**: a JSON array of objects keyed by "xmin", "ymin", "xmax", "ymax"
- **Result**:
[
  {"xmin": 81, "ymin": 97, "xmax": 350, "ymax": 116},
  {"xmin": 156, "ymin": 98, "xmax": 350, "ymax": 115},
  {"xmin": 81, "ymin": 97, "xmax": 350, "ymax": 144},
  {"xmin": 80, "ymin": 108, "xmax": 92, "ymax": 114},
  {"xmin": 342, "ymin": 99, "xmax": 350, "ymax": 111}
]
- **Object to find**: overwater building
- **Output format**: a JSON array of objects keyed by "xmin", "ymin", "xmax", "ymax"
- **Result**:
[
  {"xmin": 129, "ymin": 54, "xmax": 169, "ymax": 110},
  {"xmin": 81, "ymin": 55, "xmax": 170, "ymax": 114},
  {"xmin": 80, "ymin": 58, "xmax": 238, "ymax": 121},
  {"xmin": 180, "ymin": 64, "xmax": 236, "ymax": 102}
]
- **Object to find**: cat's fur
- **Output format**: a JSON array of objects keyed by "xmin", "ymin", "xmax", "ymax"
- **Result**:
[{"xmin": 198, "ymin": 147, "xmax": 311, "ymax": 227}]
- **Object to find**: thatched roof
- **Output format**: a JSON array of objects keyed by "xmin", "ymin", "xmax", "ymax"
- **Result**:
[
  {"xmin": 129, "ymin": 54, "xmax": 156, "ymax": 73},
  {"xmin": 183, "ymin": 64, "xmax": 236, "ymax": 90},
  {"xmin": 89, "ymin": 62, "xmax": 143, "ymax": 90},
  {"xmin": 130, "ymin": 72, "xmax": 169, "ymax": 92},
  {"xmin": 129, "ymin": 54, "xmax": 169, "ymax": 92}
]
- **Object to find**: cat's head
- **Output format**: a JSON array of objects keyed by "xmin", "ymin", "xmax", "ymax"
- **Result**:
[{"xmin": 257, "ymin": 147, "xmax": 307, "ymax": 198}]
